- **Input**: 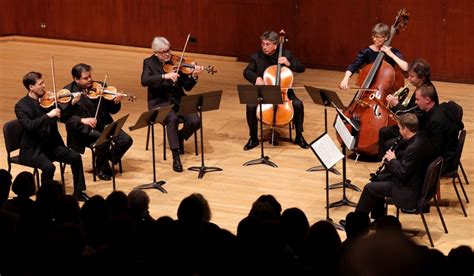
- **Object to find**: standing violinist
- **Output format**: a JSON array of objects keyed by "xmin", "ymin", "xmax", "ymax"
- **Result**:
[
  {"xmin": 62, "ymin": 63, "xmax": 133, "ymax": 180},
  {"xmin": 243, "ymin": 30, "xmax": 309, "ymax": 150},
  {"xmin": 339, "ymin": 23, "xmax": 409, "ymax": 90},
  {"xmin": 14, "ymin": 72, "xmax": 89, "ymax": 201},
  {"xmin": 141, "ymin": 36, "xmax": 202, "ymax": 173}
]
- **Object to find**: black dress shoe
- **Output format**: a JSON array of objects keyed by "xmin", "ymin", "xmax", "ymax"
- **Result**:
[
  {"xmin": 243, "ymin": 138, "xmax": 259, "ymax": 151},
  {"xmin": 73, "ymin": 191, "xmax": 90, "ymax": 202},
  {"xmin": 295, "ymin": 135, "xmax": 310, "ymax": 149},
  {"xmin": 173, "ymin": 158, "xmax": 183, "ymax": 172},
  {"xmin": 97, "ymin": 170, "xmax": 112, "ymax": 181}
]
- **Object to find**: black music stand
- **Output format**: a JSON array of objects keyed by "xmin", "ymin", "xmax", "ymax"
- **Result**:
[
  {"xmin": 309, "ymin": 133, "xmax": 345, "ymax": 231},
  {"xmin": 180, "ymin": 91, "xmax": 223, "ymax": 179},
  {"xmin": 238, "ymin": 85, "xmax": 283, "ymax": 168},
  {"xmin": 92, "ymin": 114, "xmax": 129, "ymax": 191},
  {"xmin": 304, "ymin": 86, "xmax": 341, "ymax": 175},
  {"xmin": 129, "ymin": 105, "xmax": 172, "ymax": 193}
]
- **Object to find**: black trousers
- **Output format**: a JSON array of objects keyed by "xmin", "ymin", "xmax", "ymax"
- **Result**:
[
  {"xmin": 355, "ymin": 181, "xmax": 393, "ymax": 220},
  {"xmin": 246, "ymin": 90, "xmax": 304, "ymax": 139},
  {"xmin": 86, "ymin": 130, "xmax": 133, "ymax": 170},
  {"xmin": 33, "ymin": 146, "xmax": 86, "ymax": 193}
]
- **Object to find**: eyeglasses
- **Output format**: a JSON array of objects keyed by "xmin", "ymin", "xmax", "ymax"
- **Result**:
[{"xmin": 155, "ymin": 49, "xmax": 171, "ymax": 55}]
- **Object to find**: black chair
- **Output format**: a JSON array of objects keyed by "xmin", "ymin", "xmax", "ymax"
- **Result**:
[
  {"xmin": 441, "ymin": 129, "xmax": 469, "ymax": 217},
  {"xmin": 386, "ymin": 157, "xmax": 448, "ymax": 247},
  {"xmin": 3, "ymin": 119, "xmax": 65, "ymax": 189},
  {"xmin": 87, "ymin": 145, "xmax": 122, "ymax": 182},
  {"xmin": 145, "ymin": 117, "xmax": 198, "ymax": 160},
  {"xmin": 265, "ymin": 121, "xmax": 294, "ymax": 145}
]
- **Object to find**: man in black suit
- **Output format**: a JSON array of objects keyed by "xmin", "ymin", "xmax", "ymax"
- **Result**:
[
  {"xmin": 141, "ymin": 36, "xmax": 202, "ymax": 172},
  {"xmin": 63, "ymin": 63, "xmax": 133, "ymax": 180},
  {"xmin": 354, "ymin": 113, "xmax": 434, "ymax": 220},
  {"xmin": 14, "ymin": 72, "xmax": 88, "ymax": 201}
]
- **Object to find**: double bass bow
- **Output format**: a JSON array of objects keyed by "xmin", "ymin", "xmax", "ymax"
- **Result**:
[{"xmin": 340, "ymin": 9, "xmax": 409, "ymax": 156}]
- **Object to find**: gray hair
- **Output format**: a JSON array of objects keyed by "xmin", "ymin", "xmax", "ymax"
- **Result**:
[{"xmin": 151, "ymin": 36, "xmax": 170, "ymax": 52}]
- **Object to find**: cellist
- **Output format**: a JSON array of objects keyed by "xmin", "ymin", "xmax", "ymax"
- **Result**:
[
  {"xmin": 339, "ymin": 23, "xmax": 408, "ymax": 90},
  {"xmin": 243, "ymin": 30, "xmax": 309, "ymax": 150}
]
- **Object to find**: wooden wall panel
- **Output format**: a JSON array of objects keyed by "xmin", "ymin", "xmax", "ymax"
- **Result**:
[{"xmin": 0, "ymin": 0, "xmax": 16, "ymax": 35}]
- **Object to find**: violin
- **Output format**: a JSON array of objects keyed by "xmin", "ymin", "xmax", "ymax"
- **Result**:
[
  {"xmin": 163, "ymin": 55, "xmax": 217, "ymax": 75},
  {"xmin": 39, "ymin": 89, "xmax": 80, "ymax": 108},
  {"xmin": 87, "ymin": 81, "xmax": 136, "ymax": 101}
]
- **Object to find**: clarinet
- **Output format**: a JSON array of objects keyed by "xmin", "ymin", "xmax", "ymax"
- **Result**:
[{"xmin": 370, "ymin": 136, "xmax": 402, "ymax": 181}]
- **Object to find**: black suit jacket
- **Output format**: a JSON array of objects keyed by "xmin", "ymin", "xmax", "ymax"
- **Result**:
[
  {"xmin": 385, "ymin": 133, "xmax": 434, "ymax": 209},
  {"xmin": 62, "ymin": 81, "xmax": 121, "ymax": 153},
  {"xmin": 14, "ymin": 95, "xmax": 65, "ymax": 165},
  {"xmin": 141, "ymin": 55, "xmax": 197, "ymax": 110}
]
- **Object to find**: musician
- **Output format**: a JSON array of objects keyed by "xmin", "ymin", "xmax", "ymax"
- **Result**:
[
  {"xmin": 243, "ymin": 30, "xmax": 308, "ymax": 150},
  {"xmin": 339, "ymin": 23, "xmax": 408, "ymax": 90},
  {"xmin": 415, "ymin": 84, "xmax": 462, "ymax": 173},
  {"xmin": 141, "ymin": 36, "xmax": 202, "ymax": 172},
  {"xmin": 354, "ymin": 113, "xmax": 433, "ymax": 221},
  {"xmin": 63, "ymin": 63, "xmax": 133, "ymax": 180},
  {"xmin": 15, "ymin": 72, "xmax": 89, "ymax": 201},
  {"xmin": 377, "ymin": 58, "xmax": 438, "ymax": 160}
]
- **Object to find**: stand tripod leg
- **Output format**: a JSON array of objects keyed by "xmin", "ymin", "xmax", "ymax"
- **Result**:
[
  {"xmin": 328, "ymin": 180, "xmax": 361, "ymax": 192},
  {"xmin": 135, "ymin": 181, "xmax": 167, "ymax": 193},
  {"xmin": 307, "ymin": 165, "xmax": 340, "ymax": 175}
]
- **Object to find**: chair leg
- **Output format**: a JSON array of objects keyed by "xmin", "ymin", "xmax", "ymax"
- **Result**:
[
  {"xmin": 163, "ymin": 125, "xmax": 167, "ymax": 161},
  {"xmin": 420, "ymin": 212, "xmax": 434, "ymax": 247},
  {"xmin": 459, "ymin": 162, "xmax": 469, "ymax": 184},
  {"xmin": 456, "ymin": 174, "xmax": 470, "ymax": 203},
  {"xmin": 194, "ymin": 131, "xmax": 198, "ymax": 156},
  {"xmin": 34, "ymin": 168, "xmax": 40, "ymax": 190},
  {"xmin": 145, "ymin": 124, "xmax": 151, "ymax": 151},
  {"xmin": 452, "ymin": 177, "xmax": 467, "ymax": 217},
  {"xmin": 60, "ymin": 162, "xmax": 65, "ymax": 188},
  {"xmin": 396, "ymin": 207, "xmax": 400, "ymax": 219},
  {"xmin": 289, "ymin": 123, "xmax": 292, "ymax": 143},
  {"xmin": 433, "ymin": 197, "xmax": 448, "ymax": 234},
  {"xmin": 118, "ymin": 160, "xmax": 123, "ymax": 173},
  {"xmin": 91, "ymin": 150, "xmax": 97, "ymax": 182}
]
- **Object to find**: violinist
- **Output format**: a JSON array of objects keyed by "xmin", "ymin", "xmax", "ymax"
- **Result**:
[
  {"xmin": 243, "ymin": 30, "xmax": 309, "ymax": 150},
  {"xmin": 378, "ymin": 58, "xmax": 438, "ymax": 160},
  {"xmin": 14, "ymin": 72, "xmax": 89, "ymax": 201},
  {"xmin": 141, "ymin": 36, "xmax": 202, "ymax": 173},
  {"xmin": 62, "ymin": 63, "xmax": 133, "ymax": 180},
  {"xmin": 339, "ymin": 23, "xmax": 409, "ymax": 90}
]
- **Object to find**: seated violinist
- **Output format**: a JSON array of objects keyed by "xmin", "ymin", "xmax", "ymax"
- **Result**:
[
  {"xmin": 141, "ymin": 36, "xmax": 202, "ymax": 173},
  {"xmin": 243, "ymin": 30, "xmax": 308, "ymax": 150},
  {"xmin": 62, "ymin": 63, "xmax": 133, "ymax": 180}
]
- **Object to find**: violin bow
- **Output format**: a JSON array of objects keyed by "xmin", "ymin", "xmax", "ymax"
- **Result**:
[
  {"xmin": 94, "ymin": 74, "xmax": 108, "ymax": 119},
  {"xmin": 175, "ymin": 34, "xmax": 191, "ymax": 76},
  {"xmin": 50, "ymin": 56, "xmax": 59, "ymax": 109}
]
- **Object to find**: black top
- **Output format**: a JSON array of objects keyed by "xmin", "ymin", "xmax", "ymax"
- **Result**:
[
  {"xmin": 243, "ymin": 48, "xmax": 305, "ymax": 84},
  {"xmin": 347, "ymin": 47, "xmax": 403, "ymax": 74}
]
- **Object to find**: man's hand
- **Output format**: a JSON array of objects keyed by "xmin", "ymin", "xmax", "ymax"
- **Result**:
[
  {"xmin": 47, "ymin": 108, "xmax": 61, "ymax": 118},
  {"xmin": 81, "ymin": 117, "xmax": 97, "ymax": 128},
  {"xmin": 384, "ymin": 149, "xmax": 396, "ymax": 162}
]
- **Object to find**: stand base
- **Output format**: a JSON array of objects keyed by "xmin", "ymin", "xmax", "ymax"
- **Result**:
[
  {"xmin": 307, "ymin": 165, "xmax": 340, "ymax": 175},
  {"xmin": 188, "ymin": 166, "xmax": 223, "ymax": 179},
  {"xmin": 134, "ymin": 181, "xmax": 167, "ymax": 193},
  {"xmin": 328, "ymin": 180, "xmax": 361, "ymax": 192},
  {"xmin": 326, "ymin": 217, "xmax": 345, "ymax": 231},
  {"xmin": 243, "ymin": 156, "xmax": 278, "ymax": 168},
  {"xmin": 328, "ymin": 196, "xmax": 358, "ymax": 208}
]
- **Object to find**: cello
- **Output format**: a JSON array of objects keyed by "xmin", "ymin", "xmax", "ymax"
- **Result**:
[
  {"xmin": 257, "ymin": 30, "xmax": 294, "ymax": 129},
  {"xmin": 341, "ymin": 9, "xmax": 409, "ymax": 156}
]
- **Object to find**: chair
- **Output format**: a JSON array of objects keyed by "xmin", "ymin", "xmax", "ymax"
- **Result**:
[
  {"xmin": 145, "ymin": 118, "xmax": 198, "ymax": 160},
  {"xmin": 265, "ymin": 121, "xmax": 294, "ymax": 146},
  {"xmin": 3, "ymin": 119, "xmax": 65, "ymax": 189},
  {"xmin": 441, "ymin": 129, "xmax": 469, "ymax": 217},
  {"xmin": 87, "ymin": 145, "xmax": 122, "ymax": 182},
  {"xmin": 386, "ymin": 157, "xmax": 448, "ymax": 247}
]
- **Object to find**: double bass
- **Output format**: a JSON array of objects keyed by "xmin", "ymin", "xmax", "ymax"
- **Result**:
[
  {"xmin": 257, "ymin": 30, "xmax": 294, "ymax": 128},
  {"xmin": 341, "ymin": 9, "xmax": 409, "ymax": 156}
]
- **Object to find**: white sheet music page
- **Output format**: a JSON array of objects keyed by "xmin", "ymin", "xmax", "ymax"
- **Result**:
[
  {"xmin": 334, "ymin": 115, "xmax": 356, "ymax": 150},
  {"xmin": 311, "ymin": 134, "xmax": 344, "ymax": 169}
]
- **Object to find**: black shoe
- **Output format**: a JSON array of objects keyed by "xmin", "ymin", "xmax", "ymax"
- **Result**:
[
  {"xmin": 178, "ymin": 132, "xmax": 185, "ymax": 155},
  {"xmin": 73, "ymin": 191, "xmax": 90, "ymax": 202},
  {"xmin": 339, "ymin": 219, "xmax": 346, "ymax": 228},
  {"xmin": 97, "ymin": 169, "xmax": 112, "ymax": 181},
  {"xmin": 295, "ymin": 135, "xmax": 309, "ymax": 149},
  {"xmin": 401, "ymin": 205, "xmax": 430, "ymax": 214},
  {"xmin": 103, "ymin": 162, "xmax": 114, "ymax": 175},
  {"xmin": 173, "ymin": 157, "xmax": 183, "ymax": 172},
  {"xmin": 243, "ymin": 138, "xmax": 259, "ymax": 151}
]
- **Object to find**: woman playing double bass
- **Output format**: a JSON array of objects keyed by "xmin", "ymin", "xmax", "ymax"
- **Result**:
[
  {"xmin": 243, "ymin": 30, "xmax": 309, "ymax": 151},
  {"xmin": 339, "ymin": 23, "xmax": 408, "ymax": 90}
]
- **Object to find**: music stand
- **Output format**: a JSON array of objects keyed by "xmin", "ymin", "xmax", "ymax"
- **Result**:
[
  {"xmin": 304, "ymin": 86, "xmax": 341, "ymax": 175},
  {"xmin": 92, "ymin": 114, "xmax": 129, "ymax": 191},
  {"xmin": 129, "ymin": 105, "xmax": 173, "ymax": 193},
  {"xmin": 237, "ymin": 84, "xmax": 283, "ymax": 167},
  {"xmin": 309, "ymin": 133, "xmax": 345, "ymax": 231},
  {"xmin": 180, "ymin": 91, "xmax": 223, "ymax": 179}
]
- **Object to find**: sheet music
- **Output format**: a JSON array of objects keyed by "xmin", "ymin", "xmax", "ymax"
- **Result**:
[
  {"xmin": 311, "ymin": 134, "xmax": 344, "ymax": 169},
  {"xmin": 334, "ymin": 115, "xmax": 356, "ymax": 150}
]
